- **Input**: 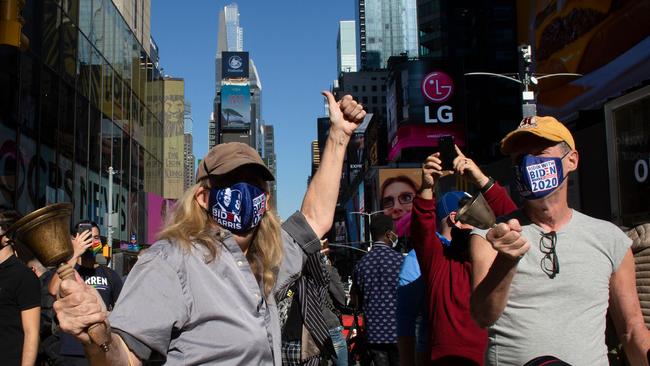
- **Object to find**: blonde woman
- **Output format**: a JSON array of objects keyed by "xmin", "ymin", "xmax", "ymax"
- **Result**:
[{"xmin": 52, "ymin": 93, "xmax": 366, "ymax": 365}]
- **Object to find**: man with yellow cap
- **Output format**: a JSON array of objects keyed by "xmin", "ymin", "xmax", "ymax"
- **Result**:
[{"xmin": 469, "ymin": 116, "xmax": 650, "ymax": 365}]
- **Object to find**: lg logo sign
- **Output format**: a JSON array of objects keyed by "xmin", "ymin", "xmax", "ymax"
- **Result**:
[{"xmin": 421, "ymin": 71, "xmax": 454, "ymax": 123}]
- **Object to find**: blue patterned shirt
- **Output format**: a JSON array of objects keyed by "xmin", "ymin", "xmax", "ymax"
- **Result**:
[{"xmin": 353, "ymin": 242, "xmax": 404, "ymax": 344}]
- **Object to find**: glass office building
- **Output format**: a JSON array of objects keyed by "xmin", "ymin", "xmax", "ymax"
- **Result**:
[
  {"xmin": 0, "ymin": 0, "xmax": 164, "ymax": 243},
  {"xmin": 358, "ymin": 0, "xmax": 419, "ymax": 69}
]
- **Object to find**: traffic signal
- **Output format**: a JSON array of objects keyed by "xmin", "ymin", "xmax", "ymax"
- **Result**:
[{"xmin": 0, "ymin": 0, "xmax": 29, "ymax": 50}]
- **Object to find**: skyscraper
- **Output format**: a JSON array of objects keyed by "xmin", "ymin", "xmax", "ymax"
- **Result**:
[
  {"xmin": 261, "ymin": 124, "xmax": 277, "ymax": 211},
  {"xmin": 210, "ymin": 3, "xmax": 263, "ymax": 151},
  {"xmin": 337, "ymin": 20, "xmax": 358, "ymax": 74},
  {"xmin": 357, "ymin": 0, "xmax": 419, "ymax": 69}
]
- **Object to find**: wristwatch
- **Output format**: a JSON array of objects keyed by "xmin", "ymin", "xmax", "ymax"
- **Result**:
[{"xmin": 480, "ymin": 177, "xmax": 495, "ymax": 194}]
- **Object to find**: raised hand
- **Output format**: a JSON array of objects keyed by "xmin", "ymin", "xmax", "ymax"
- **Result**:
[
  {"xmin": 421, "ymin": 153, "xmax": 446, "ymax": 191},
  {"xmin": 322, "ymin": 91, "xmax": 366, "ymax": 137},
  {"xmin": 452, "ymin": 145, "xmax": 490, "ymax": 188},
  {"xmin": 486, "ymin": 219, "xmax": 530, "ymax": 261},
  {"xmin": 72, "ymin": 230, "xmax": 93, "ymax": 261}
]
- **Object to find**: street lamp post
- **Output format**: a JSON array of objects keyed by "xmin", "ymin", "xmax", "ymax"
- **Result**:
[
  {"xmin": 349, "ymin": 209, "xmax": 385, "ymax": 243},
  {"xmin": 464, "ymin": 44, "xmax": 581, "ymax": 117},
  {"xmin": 106, "ymin": 167, "xmax": 118, "ymax": 270}
]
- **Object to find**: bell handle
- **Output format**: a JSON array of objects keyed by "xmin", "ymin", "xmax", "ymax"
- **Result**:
[{"xmin": 57, "ymin": 263, "xmax": 112, "ymax": 352}]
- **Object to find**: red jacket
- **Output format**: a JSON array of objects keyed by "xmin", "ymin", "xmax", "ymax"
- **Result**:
[{"xmin": 410, "ymin": 183, "xmax": 516, "ymax": 365}]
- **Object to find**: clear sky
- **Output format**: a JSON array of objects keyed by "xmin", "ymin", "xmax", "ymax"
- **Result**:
[{"xmin": 151, "ymin": 1, "xmax": 354, "ymax": 220}]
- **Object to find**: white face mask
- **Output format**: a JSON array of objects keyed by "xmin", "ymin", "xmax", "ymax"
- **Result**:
[{"xmin": 388, "ymin": 231, "xmax": 398, "ymax": 248}]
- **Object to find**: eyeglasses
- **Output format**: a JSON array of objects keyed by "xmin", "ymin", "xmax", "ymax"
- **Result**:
[
  {"xmin": 539, "ymin": 231, "xmax": 559, "ymax": 279},
  {"xmin": 382, "ymin": 193, "xmax": 414, "ymax": 209}
]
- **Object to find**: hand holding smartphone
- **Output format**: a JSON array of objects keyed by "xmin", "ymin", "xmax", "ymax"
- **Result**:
[{"xmin": 438, "ymin": 135, "xmax": 458, "ymax": 171}]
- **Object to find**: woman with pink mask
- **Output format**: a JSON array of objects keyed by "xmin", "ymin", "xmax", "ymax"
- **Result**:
[{"xmin": 380, "ymin": 176, "xmax": 418, "ymax": 238}]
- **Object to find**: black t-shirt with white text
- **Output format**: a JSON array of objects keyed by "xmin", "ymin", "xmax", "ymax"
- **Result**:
[{"xmin": 0, "ymin": 255, "xmax": 41, "ymax": 365}]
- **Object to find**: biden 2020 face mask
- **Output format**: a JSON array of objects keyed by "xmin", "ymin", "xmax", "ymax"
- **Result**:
[
  {"xmin": 208, "ymin": 182, "xmax": 266, "ymax": 234},
  {"xmin": 513, "ymin": 152, "xmax": 569, "ymax": 200}
]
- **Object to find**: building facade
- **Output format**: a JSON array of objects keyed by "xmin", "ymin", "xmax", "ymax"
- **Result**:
[
  {"xmin": 357, "ymin": 0, "xmax": 419, "ymax": 69},
  {"xmin": 337, "ymin": 20, "xmax": 358, "ymax": 74},
  {"xmin": 0, "ymin": 0, "xmax": 165, "ymax": 244},
  {"xmin": 183, "ymin": 103, "xmax": 195, "ymax": 191},
  {"xmin": 261, "ymin": 124, "xmax": 277, "ymax": 211}
]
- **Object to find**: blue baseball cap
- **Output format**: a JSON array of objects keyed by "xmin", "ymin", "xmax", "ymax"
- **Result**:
[{"xmin": 436, "ymin": 191, "xmax": 471, "ymax": 220}]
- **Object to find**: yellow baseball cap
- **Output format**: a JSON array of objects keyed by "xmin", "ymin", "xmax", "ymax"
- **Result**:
[{"xmin": 500, "ymin": 116, "xmax": 575, "ymax": 155}]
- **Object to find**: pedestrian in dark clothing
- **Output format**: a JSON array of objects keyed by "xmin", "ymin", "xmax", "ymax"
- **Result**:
[{"xmin": 352, "ymin": 214, "xmax": 404, "ymax": 366}]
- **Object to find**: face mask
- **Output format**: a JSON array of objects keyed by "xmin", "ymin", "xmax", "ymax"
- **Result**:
[
  {"xmin": 388, "ymin": 231, "xmax": 399, "ymax": 248},
  {"xmin": 209, "ymin": 182, "xmax": 266, "ymax": 234},
  {"xmin": 513, "ymin": 153, "xmax": 568, "ymax": 200}
]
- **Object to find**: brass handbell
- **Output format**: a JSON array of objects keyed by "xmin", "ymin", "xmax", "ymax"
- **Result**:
[
  {"xmin": 7, "ymin": 203, "xmax": 112, "ymax": 352},
  {"xmin": 456, "ymin": 193, "xmax": 497, "ymax": 230}
]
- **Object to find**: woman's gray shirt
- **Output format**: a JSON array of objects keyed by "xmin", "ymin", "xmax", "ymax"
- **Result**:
[{"xmin": 109, "ymin": 212, "xmax": 320, "ymax": 365}]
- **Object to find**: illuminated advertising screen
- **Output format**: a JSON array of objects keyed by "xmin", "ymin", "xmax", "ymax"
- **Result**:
[
  {"xmin": 221, "ymin": 85, "xmax": 251, "ymax": 129},
  {"xmin": 221, "ymin": 51, "xmax": 249, "ymax": 79},
  {"xmin": 377, "ymin": 168, "xmax": 421, "ymax": 238},
  {"xmin": 386, "ymin": 59, "xmax": 466, "ymax": 160},
  {"xmin": 518, "ymin": 0, "xmax": 650, "ymax": 118}
]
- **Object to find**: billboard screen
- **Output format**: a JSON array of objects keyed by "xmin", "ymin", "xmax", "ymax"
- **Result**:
[
  {"xmin": 221, "ymin": 85, "xmax": 251, "ymax": 129},
  {"xmin": 518, "ymin": 0, "xmax": 650, "ymax": 119},
  {"xmin": 221, "ymin": 51, "xmax": 249, "ymax": 79},
  {"xmin": 377, "ymin": 168, "xmax": 421, "ymax": 238}
]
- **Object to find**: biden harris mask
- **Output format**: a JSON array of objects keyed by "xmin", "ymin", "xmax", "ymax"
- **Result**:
[{"xmin": 208, "ymin": 182, "xmax": 267, "ymax": 234}]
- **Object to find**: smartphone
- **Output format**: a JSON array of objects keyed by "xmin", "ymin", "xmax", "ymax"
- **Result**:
[
  {"xmin": 77, "ymin": 222, "xmax": 93, "ymax": 236},
  {"xmin": 438, "ymin": 135, "xmax": 457, "ymax": 171}
]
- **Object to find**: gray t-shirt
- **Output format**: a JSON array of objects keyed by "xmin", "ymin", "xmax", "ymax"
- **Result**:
[
  {"xmin": 109, "ymin": 212, "xmax": 319, "ymax": 365},
  {"xmin": 472, "ymin": 209, "xmax": 631, "ymax": 366}
]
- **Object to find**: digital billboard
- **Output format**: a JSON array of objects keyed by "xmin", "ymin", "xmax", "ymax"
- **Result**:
[
  {"xmin": 518, "ymin": 0, "xmax": 650, "ymax": 119},
  {"xmin": 220, "ymin": 85, "xmax": 251, "ymax": 129},
  {"xmin": 221, "ymin": 51, "xmax": 249, "ymax": 79},
  {"xmin": 163, "ymin": 79, "xmax": 185, "ymax": 200},
  {"xmin": 386, "ymin": 59, "xmax": 467, "ymax": 161},
  {"xmin": 377, "ymin": 168, "xmax": 421, "ymax": 238}
]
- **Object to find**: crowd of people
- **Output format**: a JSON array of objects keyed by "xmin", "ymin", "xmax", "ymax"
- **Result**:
[{"xmin": 0, "ymin": 93, "xmax": 649, "ymax": 366}]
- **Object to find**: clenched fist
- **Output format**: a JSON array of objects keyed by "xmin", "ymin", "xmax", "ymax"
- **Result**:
[
  {"xmin": 53, "ymin": 273, "xmax": 108, "ymax": 345},
  {"xmin": 486, "ymin": 219, "xmax": 530, "ymax": 261}
]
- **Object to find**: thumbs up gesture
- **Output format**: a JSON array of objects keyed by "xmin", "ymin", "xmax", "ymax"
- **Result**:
[{"xmin": 323, "ymin": 91, "xmax": 366, "ymax": 137}]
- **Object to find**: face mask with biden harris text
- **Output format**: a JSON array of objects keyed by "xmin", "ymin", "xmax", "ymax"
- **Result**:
[{"xmin": 208, "ymin": 182, "xmax": 266, "ymax": 234}]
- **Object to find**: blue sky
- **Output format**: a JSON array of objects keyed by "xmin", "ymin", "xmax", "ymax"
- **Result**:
[{"xmin": 152, "ymin": 1, "xmax": 354, "ymax": 220}]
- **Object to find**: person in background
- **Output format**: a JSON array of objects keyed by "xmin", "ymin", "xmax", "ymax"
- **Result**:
[
  {"xmin": 381, "ymin": 175, "xmax": 418, "ymax": 238},
  {"xmin": 410, "ymin": 147, "xmax": 516, "ymax": 365},
  {"xmin": 470, "ymin": 116, "xmax": 650, "ymax": 365},
  {"xmin": 396, "ymin": 248, "xmax": 429, "ymax": 366},
  {"xmin": 24, "ymin": 256, "xmax": 56, "ymax": 365},
  {"xmin": 352, "ymin": 214, "xmax": 404, "ymax": 366},
  {"xmin": 0, "ymin": 207, "xmax": 41, "ymax": 366},
  {"xmin": 49, "ymin": 221, "xmax": 123, "ymax": 366},
  {"xmin": 321, "ymin": 241, "xmax": 349, "ymax": 366}
]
